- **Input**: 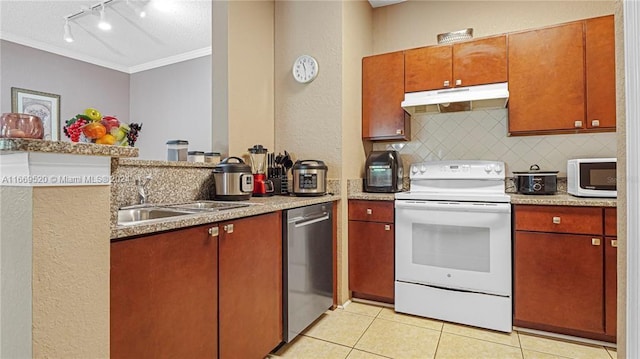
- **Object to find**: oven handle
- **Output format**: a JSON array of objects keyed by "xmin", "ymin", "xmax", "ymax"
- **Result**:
[{"xmin": 395, "ymin": 200, "xmax": 511, "ymax": 213}]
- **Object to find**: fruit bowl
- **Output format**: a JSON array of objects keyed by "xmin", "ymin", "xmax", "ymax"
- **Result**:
[{"xmin": 0, "ymin": 113, "xmax": 44, "ymax": 139}]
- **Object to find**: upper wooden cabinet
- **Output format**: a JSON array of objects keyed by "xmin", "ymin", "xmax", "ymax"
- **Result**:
[
  {"xmin": 405, "ymin": 35, "xmax": 507, "ymax": 92},
  {"xmin": 508, "ymin": 15, "xmax": 615, "ymax": 135},
  {"xmin": 362, "ymin": 51, "xmax": 410, "ymax": 141},
  {"xmin": 586, "ymin": 15, "xmax": 616, "ymax": 130},
  {"xmin": 508, "ymin": 22, "xmax": 586, "ymax": 134}
]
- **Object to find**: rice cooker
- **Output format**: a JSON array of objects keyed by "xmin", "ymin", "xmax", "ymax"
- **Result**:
[
  {"xmin": 292, "ymin": 160, "xmax": 327, "ymax": 196},
  {"xmin": 212, "ymin": 157, "xmax": 254, "ymax": 200},
  {"xmin": 513, "ymin": 164, "xmax": 558, "ymax": 195}
]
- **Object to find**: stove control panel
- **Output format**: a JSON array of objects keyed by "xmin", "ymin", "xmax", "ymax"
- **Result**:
[{"xmin": 409, "ymin": 160, "xmax": 506, "ymax": 180}]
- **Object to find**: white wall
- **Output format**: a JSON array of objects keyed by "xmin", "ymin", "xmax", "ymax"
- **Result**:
[{"xmin": 130, "ymin": 56, "xmax": 212, "ymax": 160}]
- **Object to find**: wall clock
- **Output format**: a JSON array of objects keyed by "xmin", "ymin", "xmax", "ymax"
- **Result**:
[{"xmin": 292, "ymin": 55, "xmax": 319, "ymax": 84}]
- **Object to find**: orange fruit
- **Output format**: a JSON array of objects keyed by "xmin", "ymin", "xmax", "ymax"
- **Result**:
[
  {"xmin": 95, "ymin": 133, "xmax": 116, "ymax": 145},
  {"xmin": 82, "ymin": 122, "xmax": 106, "ymax": 139}
]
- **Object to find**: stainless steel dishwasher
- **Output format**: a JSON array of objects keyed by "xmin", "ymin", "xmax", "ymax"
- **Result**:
[{"xmin": 283, "ymin": 203, "xmax": 333, "ymax": 343}]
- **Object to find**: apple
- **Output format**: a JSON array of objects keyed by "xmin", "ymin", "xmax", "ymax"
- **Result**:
[
  {"xmin": 101, "ymin": 116, "xmax": 120, "ymax": 132},
  {"xmin": 84, "ymin": 108, "xmax": 102, "ymax": 122},
  {"xmin": 110, "ymin": 127, "xmax": 127, "ymax": 142}
]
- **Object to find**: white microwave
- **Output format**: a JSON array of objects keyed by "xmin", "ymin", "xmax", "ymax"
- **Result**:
[{"xmin": 567, "ymin": 158, "xmax": 617, "ymax": 198}]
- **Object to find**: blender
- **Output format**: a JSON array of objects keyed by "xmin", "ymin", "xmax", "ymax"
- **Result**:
[{"xmin": 248, "ymin": 145, "xmax": 274, "ymax": 196}]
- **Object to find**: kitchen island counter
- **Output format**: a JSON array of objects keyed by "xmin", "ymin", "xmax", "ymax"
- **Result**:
[{"xmin": 112, "ymin": 194, "xmax": 340, "ymax": 239}]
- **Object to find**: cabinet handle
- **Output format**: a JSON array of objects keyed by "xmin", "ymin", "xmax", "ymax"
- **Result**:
[
  {"xmin": 384, "ymin": 224, "xmax": 391, "ymax": 231},
  {"xmin": 611, "ymin": 239, "xmax": 618, "ymax": 248},
  {"xmin": 552, "ymin": 216, "xmax": 561, "ymax": 224},
  {"xmin": 208, "ymin": 227, "xmax": 219, "ymax": 237},
  {"xmin": 223, "ymin": 224, "xmax": 234, "ymax": 234},
  {"xmin": 455, "ymin": 79, "xmax": 462, "ymax": 86},
  {"xmin": 592, "ymin": 238, "xmax": 601, "ymax": 246},
  {"xmin": 395, "ymin": 129, "xmax": 404, "ymax": 135},
  {"xmin": 366, "ymin": 208, "xmax": 372, "ymax": 215},
  {"xmin": 574, "ymin": 120, "xmax": 583, "ymax": 128},
  {"xmin": 591, "ymin": 119, "xmax": 600, "ymax": 127},
  {"xmin": 443, "ymin": 80, "xmax": 450, "ymax": 87}
]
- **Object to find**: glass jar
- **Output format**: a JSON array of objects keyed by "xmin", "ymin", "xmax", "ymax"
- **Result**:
[
  {"xmin": 188, "ymin": 151, "xmax": 205, "ymax": 163},
  {"xmin": 166, "ymin": 140, "xmax": 189, "ymax": 161},
  {"xmin": 205, "ymin": 152, "xmax": 221, "ymax": 164}
]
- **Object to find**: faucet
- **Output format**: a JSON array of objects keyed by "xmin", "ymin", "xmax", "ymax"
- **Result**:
[{"xmin": 135, "ymin": 175, "xmax": 152, "ymax": 204}]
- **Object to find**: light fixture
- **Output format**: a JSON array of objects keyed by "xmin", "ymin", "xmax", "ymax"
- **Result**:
[
  {"xmin": 97, "ymin": 4, "xmax": 112, "ymax": 31},
  {"xmin": 62, "ymin": 0, "xmax": 120, "ymax": 43},
  {"xmin": 126, "ymin": 0, "xmax": 147, "ymax": 18},
  {"xmin": 63, "ymin": 19, "xmax": 74, "ymax": 43}
]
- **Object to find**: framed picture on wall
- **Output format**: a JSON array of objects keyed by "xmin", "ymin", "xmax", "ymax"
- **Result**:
[{"xmin": 11, "ymin": 87, "xmax": 61, "ymax": 141}]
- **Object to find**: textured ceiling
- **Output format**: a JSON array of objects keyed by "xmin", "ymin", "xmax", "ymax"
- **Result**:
[{"xmin": 0, "ymin": 0, "xmax": 211, "ymax": 73}]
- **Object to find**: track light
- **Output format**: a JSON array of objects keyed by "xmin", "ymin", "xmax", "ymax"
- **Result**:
[
  {"xmin": 98, "ymin": 4, "xmax": 112, "ymax": 31},
  {"xmin": 63, "ymin": 19, "xmax": 74, "ymax": 43},
  {"xmin": 126, "ymin": 0, "xmax": 147, "ymax": 18}
]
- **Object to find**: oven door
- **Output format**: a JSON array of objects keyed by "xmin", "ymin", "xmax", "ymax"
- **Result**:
[{"xmin": 395, "ymin": 200, "xmax": 511, "ymax": 296}]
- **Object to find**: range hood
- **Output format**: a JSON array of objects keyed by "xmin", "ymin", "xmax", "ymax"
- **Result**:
[{"xmin": 401, "ymin": 82, "xmax": 509, "ymax": 114}]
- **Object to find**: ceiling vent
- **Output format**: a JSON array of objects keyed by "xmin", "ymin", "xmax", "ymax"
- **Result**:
[{"xmin": 437, "ymin": 28, "xmax": 473, "ymax": 44}]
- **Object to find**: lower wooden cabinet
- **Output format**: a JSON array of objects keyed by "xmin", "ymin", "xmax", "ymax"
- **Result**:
[
  {"xmin": 513, "ymin": 204, "xmax": 617, "ymax": 342},
  {"xmin": 514, "ymin": 231, "xmax": 604, "ymax": 333},
  {"xmin": 348, "ymin": 200, "xmax": 395, "ymax": 303},
  {"xmin": 604, "ymin": 207, "xmax": 618, "ymax": 337},
  {"xmin": 111, "ymin": 224, "xmax": 218, "ymax": 359},
  {"xmin": 218, "ymin": 212, "xmax": 283, "ymax": 358},
  {"xmin": 112, "ymin": 212, "xmax": 284, "ymax": 359}
]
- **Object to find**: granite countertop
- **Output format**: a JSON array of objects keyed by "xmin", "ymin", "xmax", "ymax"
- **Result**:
[
  {"xmin": 347, "ymin": 190, "xmax": 617, "ymax": 207},
  {"xmin": 112, "ymin": 194, "xmax": 341, "ymax": 239},
  {"xmin": 0, "ymin": 138, "xmax": 138, "ymax": 157},
  {"xmin": 508, "ymin": 193, "xmax": 617, "ymax": 207}
]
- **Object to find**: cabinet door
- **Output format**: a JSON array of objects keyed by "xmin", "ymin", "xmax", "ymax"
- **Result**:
[
  {"xmin": 453, "ymin": 35, "xmax": 507, "ymax": 87},
  {"xmin": 362, "ymin": 51, "xmax": 410, "ymax": 140},
  {"xmin": 508, "ymin": 22, "xmax": 585, "ymax": 134},
  {"xmin": 219, "ymin": 212, "xmax": 282, "ymax": 359},
  {"xmin": 349, "ymin": 221, "xmax": 395, "ymax": 302},
  {"xmin": 111, "ymin": 225, "xmax": 218, "ymax": 359},
  {"xmin": 514, "ymin": 231, "xmax": 604, "ymax": 333},
  {"xmin": 405, "ymin": 45, "xmax": 452, "ymax": 92},
  {"xmin": 586, "ymin": 15, "xmax": 616, "ymax": 130},
  {"xmin": 605, "ymin": 237, "xmax": 617, "ymax": 337}
]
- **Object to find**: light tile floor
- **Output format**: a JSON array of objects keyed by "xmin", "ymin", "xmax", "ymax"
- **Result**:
[{"xmin": 272, "ymin": 302, "xmax": 617, "ymax": 359}]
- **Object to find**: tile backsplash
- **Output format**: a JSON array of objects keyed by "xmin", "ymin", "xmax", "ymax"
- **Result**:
[{"xmin": 373, "ymin": 109, "xmax": 617, "ymax": 176}]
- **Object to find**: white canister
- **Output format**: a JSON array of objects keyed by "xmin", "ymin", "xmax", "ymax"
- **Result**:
[
  {"xmin": 188, "ymin": 151, "xmax": 205, "ymax": 163},
  {"xmin": 166, "ymin": 140, "xmax": 189, "ymax": 161}
]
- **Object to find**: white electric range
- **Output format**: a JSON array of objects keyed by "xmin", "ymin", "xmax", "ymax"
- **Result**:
[{"xmin": 394, "ymin": 160, "xmax": 512, "ymax": 332}]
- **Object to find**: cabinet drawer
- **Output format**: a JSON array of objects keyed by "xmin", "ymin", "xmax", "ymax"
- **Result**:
[
  {"xmin": 348, "ymin": 200, "xmax": 394, "ymax": 222},
  {"xmin": 604, "ymin": 207, "xmax": 617, "ymax": 237},
  {"xmin": 514, "ymin": 205, "xmax": 603, "ymax": 235}
]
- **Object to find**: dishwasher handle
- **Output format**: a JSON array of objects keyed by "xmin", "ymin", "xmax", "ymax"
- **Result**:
[{"xmin": 291, "ymin": 212, "xmax": 330, "ymax": 228}]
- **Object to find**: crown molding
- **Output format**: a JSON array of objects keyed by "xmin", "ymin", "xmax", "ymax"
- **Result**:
[
  {"xmin": 128, "ymin": 46, "xmax": 212, "ymax": 74},
  {"xmin": 0, "ymin": 32, "xmax": 211, "ymax": 74},
  {"xmin": 0, "ymin": 31, "xmax": 130, "ymax": 73}
]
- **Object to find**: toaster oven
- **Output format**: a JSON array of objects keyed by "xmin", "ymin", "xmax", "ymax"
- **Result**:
[{"xmin": 364, "ymin": 151, "xmax": 403, "ymax": 193}]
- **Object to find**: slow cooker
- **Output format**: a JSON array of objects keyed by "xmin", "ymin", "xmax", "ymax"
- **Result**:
[
  {"xmin": 212, "ymin": 157, "xmax": 254, "ymax": 200},
  {"xmin": 513, "ymin": 164, "xmax": 558, "ymax": 195},
  {"xmin": 292, "ymin": 160, "xmax": 327, "ymax": 196}
]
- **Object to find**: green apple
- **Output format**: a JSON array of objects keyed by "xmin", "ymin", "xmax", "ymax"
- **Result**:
[
  {"xmin": 84, "ymin": 108, "xmax": 102, "ymax": 122},
  {"xmin": 111, "ymin": 127, "xmax": 127, "ymax": 142}
]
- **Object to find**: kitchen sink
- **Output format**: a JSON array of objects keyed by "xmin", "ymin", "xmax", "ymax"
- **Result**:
[
  {"xmin": 167, "ymin": 201, "xmax": 255, "ymax": 211},
  {"xmin": 117, "ymin": 207, "xmax": 198, "ymax": 225}
]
